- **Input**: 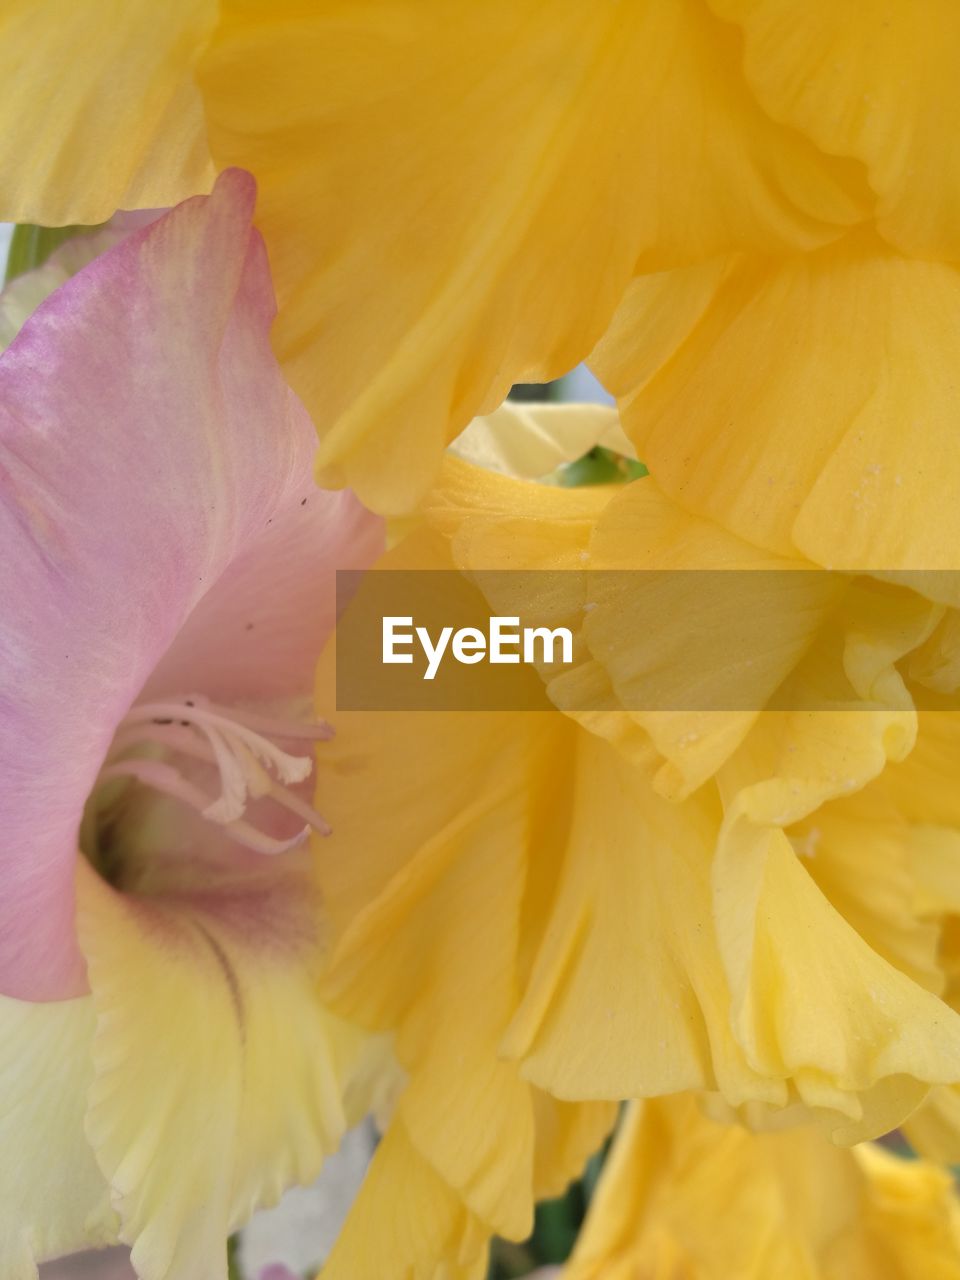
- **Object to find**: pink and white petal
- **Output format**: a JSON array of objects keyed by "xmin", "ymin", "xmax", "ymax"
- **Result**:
[
  {"xmin": 0, "ymin": 215, "xmax": 165, "ymax": 354},
  {"xmin": 0, "ymin": 168, "xmax": 316, "ymax": 1000}
]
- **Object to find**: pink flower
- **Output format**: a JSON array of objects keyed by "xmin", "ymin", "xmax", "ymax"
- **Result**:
[{"xmin": 0, "ymin": 171, "xmax": 383, "ymax": 1279}]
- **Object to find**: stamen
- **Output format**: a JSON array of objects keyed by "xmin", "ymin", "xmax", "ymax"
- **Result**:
[
  {"xmin": 124, "ymin": 700, "xmax": 316, "ymax": 785},
  {"xmin": 98, "ymin": 694, "xmax": 333, "ymax": 856},
  {"xmin": 266, "ymin": 779, "xmax": 332, "ymax": 838}
]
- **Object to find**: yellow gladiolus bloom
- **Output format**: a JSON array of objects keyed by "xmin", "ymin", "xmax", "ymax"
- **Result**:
[
  {"xmin": 8, "ymin": 4, "xmax": 957, "ymax": 511},
  {"xmin": 1, "ymin": 0, "xmax": 917, "ymax": 512},
  {"xmin": 566, "ymin": 1096, "xmax": 960, "ymax": 1280},
  {"xmin": 311, "ymin": 403, "xmax": 960, "ymax": 1277}
]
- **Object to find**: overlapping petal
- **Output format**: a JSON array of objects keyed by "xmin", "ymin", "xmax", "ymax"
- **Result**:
[
  {"xmin": 566, "ymin": 1097, "xmax": 960, "ymax": 1279},
  {"xmin": 590, "ymin": 236, "xmax": 960, "ymax": 574},
  {"xmin": 711, "ymin": 0, "xmax": 960, "ymax": 259}
]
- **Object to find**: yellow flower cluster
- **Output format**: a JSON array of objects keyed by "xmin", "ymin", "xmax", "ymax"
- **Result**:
[{"xmin": 8, "ymin": 2, "xmax": 960, "ymax": 1277}]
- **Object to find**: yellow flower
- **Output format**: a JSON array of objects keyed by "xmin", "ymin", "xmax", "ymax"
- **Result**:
[
  {"xmin": 3, "ymin": 0, "xmax": 923, "ymax": 512},
  {"xmin": 312, "ymin": 403, "xmax": 960, "ymax": 1277},
  {"xmin": 566, "ymin": 1096, "xmax": 960, "ymax": 1280},
  {"xmin": 10, "ymin": 5, "xmax": 956, "ymax": 513}
]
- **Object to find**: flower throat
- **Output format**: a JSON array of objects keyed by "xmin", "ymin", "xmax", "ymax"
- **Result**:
[{"xmin": 82, "ymin": 695, "xmax": 333, "ymax": 877}]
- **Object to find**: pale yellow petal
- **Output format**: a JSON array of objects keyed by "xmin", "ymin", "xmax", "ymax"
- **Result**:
[
  {"xmin": 321, "ymin": 499, "xmax": 960, "ymax": 1226},
  {"xmin": 880, "ymin": 712, "xmax": 960, "ymax": 830},
  {"xmin": 904, "ymin": 1086, "xmax": 960, "ymax": 1166},
  {"xmin": 200, "ymin": 0, "xmax": 866, "ymax": 512},
  {"xmin": 791, "ymin": 795, "xmax": 945, "ymax": 996},
  {"xmin": 76, "ymin": 862, "xmax": 362, "ymax": 1280},
  {"xmin": 579, "ymin": 478, "xmax": 843, "ymax": 798},
  {"xmin": 450, "ymin": 402, "xmax": 634, "ymax": 481},
  {"xmin": 0, "ymin": 994, "xmax": 116, "ymax": 1278},
  {"xmin": 0, "ymin": 0, "xmax": 216, "ymax": 224},
  {"xmin": 711, "ymin": 0, "xmax": 960, "ymax": 258},
  {"xmin": 709, "ymin": 612, "xmax": 960, "ymax": 1134}
]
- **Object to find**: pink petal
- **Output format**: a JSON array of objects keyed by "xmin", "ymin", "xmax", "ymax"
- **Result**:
[
  {"xmin": 0, "ymin": 169, "xmax": 326, "ymax": 999},
  {"xmin": 147, "ymin": 474, "xmax": 383, "ymax": 705}
]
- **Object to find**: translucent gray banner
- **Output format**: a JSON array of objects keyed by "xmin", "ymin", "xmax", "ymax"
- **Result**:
[{"xmin": 335, "ymin": 569, "xmax": 960, "ymax": 712}]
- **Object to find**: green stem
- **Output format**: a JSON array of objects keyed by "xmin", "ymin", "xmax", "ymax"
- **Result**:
[{"xmin": 227, "ymin": 1234, "xmax": 244, "ymax": 1280}]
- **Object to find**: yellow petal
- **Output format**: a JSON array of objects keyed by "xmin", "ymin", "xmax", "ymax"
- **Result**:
[
  {"xmin": 199, "ymin": 0, "xmax": 866, "ymax": 512},
  {"xmin": 904, "ymin": 1085, "xmax": 960, "ymax": 1166},
  {"xmin": 0, "ymin": 0, "xmax": 216, "ymax": 224},
  {"xmin": 880, "ymin": 712, "xmax": 960, "ymax": 829},
  {"xmin": 577, "ymin": 477, "xmax": 842, "ymax": 798},
  {"xmin": 317, "ymin": 532, "xmax": 616, "ymax": 1252},
  {"xmin": 331, "ymin": 459, "xmax": 960, "ymax": 1139},
  {"xmin": 76, "ymin": 861, "xmax": 363, "ymax": 1280},
  {"xmin": 711, "ymin": 0, "xmax": 960, "ymax": 258},
  {"xmin": 500, "ymin": 729, "xmax": 771, "ymax": 1106},
  {"xmin": 853, "ymin": 1143, "xmax": 960, "ymax": 1279},
  {"xmin": 318, "ymin": 693, "xmax": 548, "ymax": 1239},
  {"xmin": 567, "ymin": 1097, "xmax": 960, "ymax": 1280},
  {"xmin": 703, "ymin": 594, "xmax": 960, "ymax": 1135},
  {"xmin": 0, "ymin": 994, "xmax": 116, "ymax": 1277},
  {"xmin": 530, "ymin": 1093, "xmax": 618, "ymax": 1203},
  {"xmin": 321, "ymin": 1119, "xmax": 489, "ymax": 1280},
  {"xmin": 591, "ymin": 235, "xmax": 960, "ymax": 571},
  {"xmin": 427, "ymin": 452, "xmax": 828, "ymax": 796},
  {"xmin": 709, "ymin": 604, "xmax": 946, "ymax": 1104},
  {"xmin": 714, "ymin": 815, "xmax": 960, "ymax": 1137},
  {"xmin": 791, "ymin": 794, "xmax": 945, "ymax": 996},
  {"xmin": 714, "ymin": 699, "xmax": 960, "ymax": 1136}
]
